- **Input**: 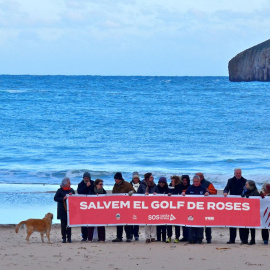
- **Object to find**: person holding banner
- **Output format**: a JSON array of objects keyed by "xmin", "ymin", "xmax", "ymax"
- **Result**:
[
  {"xmin": 77, "ymin": 172, "xmax": 94, "ymax": 242},
  {"xmin": 112, "ymin": 172, "xmax": 135, "ymax": 242},
  {"xmin": 196, "ymin": 172, "xmax": 217, "ymax": 244},
  {"xmin": 87, "ymin": 179, "xmax": 107, "ymax": 242},
  {"xmin": 179, "ymin": 175, "xmax": 191, "ymax": 242},
  {"xmin": 241, "ymin": 180, "xmax": 260, "ymax": 245},
  {"xmin": 223, "ymin": 168, "xmax": 247, "ymax": 244},
  {"xmin": 182, "ymin": 175, "xmax": 209, "ymax": 244},
  {"xmin": 54, "ymin": 177, "xmax": 75, "ymax": 243},
  {"xmin": 137, "ymin": 172, "xmax": 158, "ymax": 243},
  {"xmin": 130, "ymin": 172, "xmax": 141, "ymax": 241},
  {"xmin": 156, "ymin": 177, "xmax": 169, "ymax": 242},
  {"xmin": 167, "ymin": 175, "xmax": 182, "ymax": 243}
]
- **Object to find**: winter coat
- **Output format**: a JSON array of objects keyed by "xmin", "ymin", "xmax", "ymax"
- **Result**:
[
  {"xmin": 77, "ymin": 179, "xmax": 95, "ymax": 194},
  {"xmin": 186, "ymin": 184, "xmax": 207, "ymax": 195},
  {"xmin": 54, "ymin": 187, "xmax": 75, "ymax": 220},
  {"xmin": 223, "ymin": 176, "xmax": 247, "ymax": 195},
  {"xmin": 200, "ymin": 178, "xmax": 217, "ymax": 195},
  {"xmin": 168, "ymin": 183, "xmax": 182, "ymax": 195},
  {"xmin": 242, "ymin": 188, "xmax": 260, "ymax": 198},
  {"xmin": 137, "ymin": 180, "xmax": 159, "ymax": 194},
  {"xmin": 156, "ymin": 184, "xmax": 169, "ymax": 194},
  {"xmin": 112, "ymin": 180, "xmax": 135, "ymax": 194}
]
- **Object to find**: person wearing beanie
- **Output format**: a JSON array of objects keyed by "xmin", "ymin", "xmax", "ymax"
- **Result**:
[
  {"xmin": 77, "ymin": 172, "xmax": 94, "ymax": 241},
  {"xmin": 156, "ymin": 177, "xmax": 169, "ymax": 242},
  {"xmin": 137, "ymin": 173, "xmax": 158, "ymax": 243},
  {"xmin": 130, "ymin": 172, "xmax": 141, "ymax": 192},
  {"xmin": 112, "ymin": 172, "xmax": 135, "ymax": 242},
  {"xmin": 241, "ymin": 180, "xmax": 260, "ymax": 245},
  {"xmin": 130, "ymin": 172, "xmax": 141, "ymax": 241}
]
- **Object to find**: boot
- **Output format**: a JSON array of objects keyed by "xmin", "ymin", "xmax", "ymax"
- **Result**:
[
  {"xmin": 67, "ymin": 236, "xmax": 72, "ymax": 243},
  {"xmin": 62, "ymin": 237, "xmax": 66, "ymax": 243}
]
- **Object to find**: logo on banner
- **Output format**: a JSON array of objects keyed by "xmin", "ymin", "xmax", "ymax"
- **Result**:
[
  {"xmin": 116, "ymin": 213, "xmax": 120, "ymax": 220},
  {"xmin": 263, "ymin": 207, "xmax": 270, "ymax": 227},
  {"xmin": 133, "ymin": 215, "xmax": 137, "ymax": 220},
  {"xmin": 188, "ymin": 215, "xmax": 194, "ymax": 221},
  {"xmin": 170, "ymin": 214, "xmax": 176, "ymax": 221}
]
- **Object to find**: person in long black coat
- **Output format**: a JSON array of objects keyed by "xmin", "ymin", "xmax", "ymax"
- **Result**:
[{"xmin": 54, "ymin": 177, "xmax": 75, "ymax": 243}]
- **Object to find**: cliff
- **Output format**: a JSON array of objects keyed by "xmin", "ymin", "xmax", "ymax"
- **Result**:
[{"xmin": 228, "ymin": 39, "xmax": 270, "ymax": 82}]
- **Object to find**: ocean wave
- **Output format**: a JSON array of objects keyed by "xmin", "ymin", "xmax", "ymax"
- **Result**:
[{"xmin": 1, "ymin": 169, "xmax": 270, "ymax": 190}]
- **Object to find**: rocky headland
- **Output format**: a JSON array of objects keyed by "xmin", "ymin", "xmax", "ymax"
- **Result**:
[{"xmin": 228, "ymin": 39, "xmax": 270, "ymax": 82}]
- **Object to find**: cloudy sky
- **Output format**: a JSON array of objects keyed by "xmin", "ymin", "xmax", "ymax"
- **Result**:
[{"xmin": 0, "ymin": 0, "xmax": 269, "ymax": 76}]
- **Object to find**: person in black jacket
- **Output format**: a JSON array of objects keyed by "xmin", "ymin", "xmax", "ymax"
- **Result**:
[
  {"xmin": 54, "ymin": 177, "xmax": 75, "ymax": 243},
  {"xmin": 241, "ymin": 180, "xmax": 260, "ymax": 245},
  {"xmin": 179, "ymin": 175, "xmax": 191, "ymax": 242},
  {"xmin": 156, "ymin": 177, "xmax": 169, "ymax": 242},
  {"xmin": 167, "ymin": 175, "xmax": 182, "ymax": 243},
  {"xmin": 77, "ymin": 172, "xmax": 94, "ymax": 241},
  {"xmin": 223, "ymin": 168, "xmax": 247, "ymax": 244},
  {"xmin": 87, "ymin": 179, "xmax": 107, "ymax": 242}
]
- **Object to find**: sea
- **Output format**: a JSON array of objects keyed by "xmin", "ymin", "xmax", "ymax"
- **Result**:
[{"xmin": 0, "ymin": 75, "xmax": 270, "ymax": 224}]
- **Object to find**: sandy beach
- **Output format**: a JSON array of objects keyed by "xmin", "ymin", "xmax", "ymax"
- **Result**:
[{"xmin": 1, "ymin": 225, "xmax": 268, "ymax": 270}]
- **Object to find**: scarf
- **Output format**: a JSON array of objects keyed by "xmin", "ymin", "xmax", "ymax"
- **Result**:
[
  {"xmin": 94, "ymin": 186, "xmax": 104, "ymax": 194},
  {"xmin": 62, "ymin": 187, "xmax": 71, "ymax": 191},
  {"xmin": 144, "ymin": 179, "xmax": 155, "ymax": 193}
]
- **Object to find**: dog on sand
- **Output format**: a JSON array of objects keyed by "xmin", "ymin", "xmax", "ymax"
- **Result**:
[{"xmin": 15, "ymin": 213, "xmax": 53, "ymax": 243}]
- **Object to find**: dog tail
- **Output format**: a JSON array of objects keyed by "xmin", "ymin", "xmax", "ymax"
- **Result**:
[{"xmin": 15, "ymin": 221, "xmax": 26, "ymax": 233}]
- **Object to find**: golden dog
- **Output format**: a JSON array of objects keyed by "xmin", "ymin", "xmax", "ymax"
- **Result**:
[{"xmin": 15, "ymin": 213, "xmax": 53, "ymax": 243}]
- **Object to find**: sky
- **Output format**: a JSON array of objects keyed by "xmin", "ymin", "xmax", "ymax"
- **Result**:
[{"xmin": 0, "ymin": 0, "xmax": 269, "ymax": 76}]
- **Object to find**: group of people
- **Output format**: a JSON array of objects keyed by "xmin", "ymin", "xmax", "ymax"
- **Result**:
[{"xmin": 54, "ymin": 169, "xmax": 270, "ymax": 245}]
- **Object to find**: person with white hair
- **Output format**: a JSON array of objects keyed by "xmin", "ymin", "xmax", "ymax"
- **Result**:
[{"xmin": 223, "ymin": 168, "xmax": 247, "ymax": 244}]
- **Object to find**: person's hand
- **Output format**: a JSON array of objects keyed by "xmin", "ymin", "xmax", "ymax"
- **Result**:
[
  {"xmin": 181, "ymin": 192, "xmax": 185, "ymax": 196},
  {"xmin": 205, "ymin": 192, "xmax": 209, "ymax": 196},
  {"xmin": 223, "ymin": 193, "xmax": 228, "ymax": 197},
  {"xmin": 68, "ymin": 193, "xmax": 73, "ymax": 196},
  {"xmin": 153, "ymin": 192, "xmax": 157, "ymax": 195},
  {"xmin": 86, "ymin": 182, "xmax": 91, "ymax": 187},
  {"xmin": 145, "ymin": 192, "xmax": 149, "ymax": 195},
  {"xmin": 168, "ymin": 193, "xmax": 172, "ymax": 196},
  {"xmin": 63, "ymin": 196, "xmax": 67, "ymax": 200},
  {"xmin": 128, "ymin": 191, "xmax": 134, "ymax": 196}
]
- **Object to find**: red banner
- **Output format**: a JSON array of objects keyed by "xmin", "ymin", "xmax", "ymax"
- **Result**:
[{"xmin": 67, "ymin": 194, "xmax": 265, "ymax": 228}]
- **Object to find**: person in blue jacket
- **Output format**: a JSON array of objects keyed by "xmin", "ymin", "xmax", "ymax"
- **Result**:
[
  {"xmin": 77, "ymin": 172, "xmax": 94, "ymax": 241},
  {"xmin": 182, "ymin": 175, "xmax": 209, "ymax": 244}
]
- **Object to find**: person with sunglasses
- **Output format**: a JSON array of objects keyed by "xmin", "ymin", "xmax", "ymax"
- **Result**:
[{"xmin": 87, "ymin": 179, "xmax": 107, "ymax": 242}]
